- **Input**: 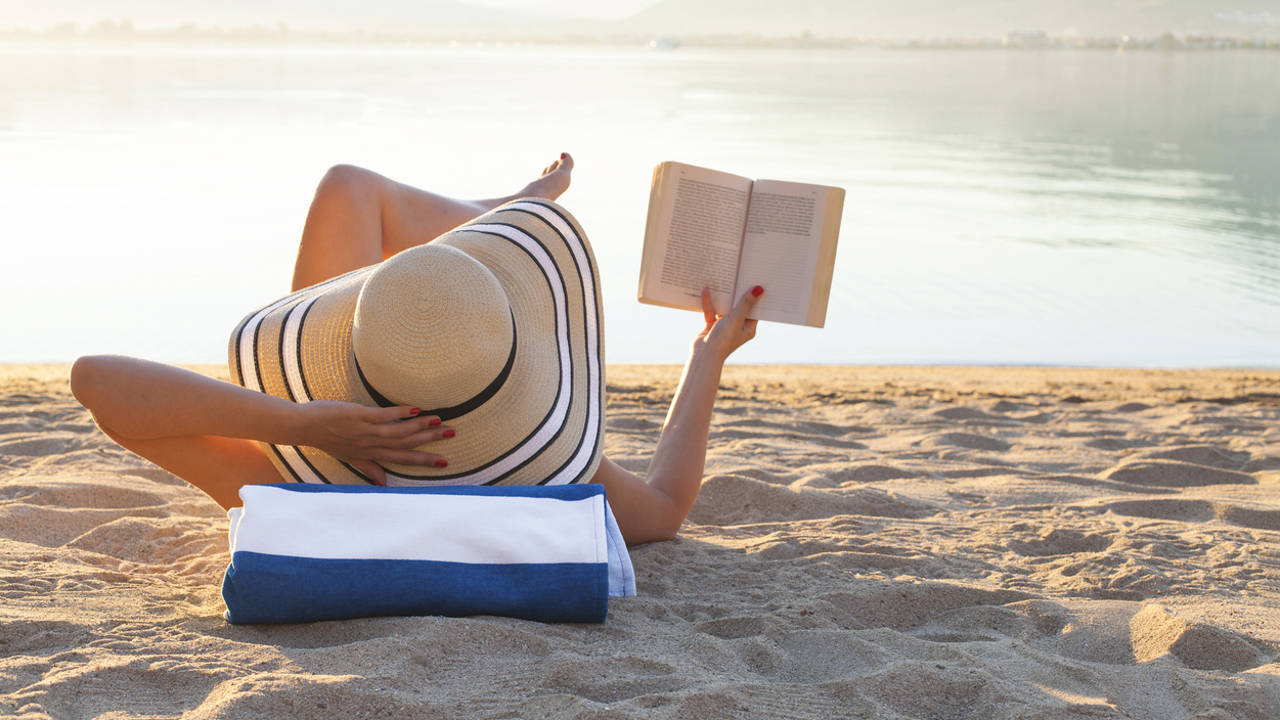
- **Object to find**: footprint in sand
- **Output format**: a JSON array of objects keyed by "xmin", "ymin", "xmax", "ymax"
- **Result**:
[
  {"xmin": 1102, "ymin": 460, "xmax": 1255, "ymax": 488},
  {"xmin": 765, "ymin": 629, "xmax": 891, "ymax": 682},
  {"xmin": 817, "ymin": 582, "xmax": 1031, "ymax": 631},
  {"xmin": 0, "ymin": 433, "xmax": 79, "ymax": 457},
  {"xmin": 543, "ymin": 655, "xmax": 687, "ymax": 703},
  {"xmin": 927, "ymin": 432, "xmax": 1012, "ymax": 453},
  {"xmin": 1006, "ymin": 527, "xmax": 1113, "ymax": 557},
  {"xmin": 1105, "ymin": 499, "xmax": 1216, "ymax": 523},
  {"xmin": 607, "ymin": 414, "xmax": 656, "ymax": 431},
  {"xmin": 1130, "ymin": 605, "xmax": 1272, "ymax": 672},
  {"xmin": 914, "ymin": 603, "xmax": 1050, "ymax": 644},
  {"xmin": 1114, "ymin": 402, "xmax": 1153, "ymax": 413},
  {"xmin": 1085, "ymin": 437, "xmax": 1154, "ymax": 451},
  {"xmin": 694, "ymin": 615, "xmax": 772, "ymax": 639},
  {"xmin": 1, "ymin": 479, "xmax": 166, "ymax": 509},
  {"xmin": 931, "ymin": 407, "xmax": 1006, "ymax": 423},
  {"xmin": 798, "ymin": 463, "xmax": 921, "ymax": 485},
  {"xmin": 1136, "ymin": 444, "xmax": 1250, "ymax": 470},
  {"xmin": 687, "ymin": 475, "xmax": 936, "ymax": 525},
  {"xmin": 1104, "ymin": 499, "xmax": 1280, "ymax": 531}
]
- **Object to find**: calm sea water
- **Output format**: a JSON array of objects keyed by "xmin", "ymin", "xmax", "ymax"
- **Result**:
[{"xmin": 1, "ymin": 44, "xmax": 1277, "ymax": 366}]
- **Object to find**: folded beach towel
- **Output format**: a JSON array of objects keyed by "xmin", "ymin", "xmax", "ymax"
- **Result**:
[{"xmin": 221, "ymin": 483, "xmax": 635, "ymax": 624}]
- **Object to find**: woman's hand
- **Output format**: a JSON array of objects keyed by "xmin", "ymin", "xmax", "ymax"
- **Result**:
[
  {"xmin": 292, "ymin": 401, "xmax": 453, "ymax": 485},
  {"xmin": 692, "ymin": 286, "xmax": 762, "ymax": 362}
]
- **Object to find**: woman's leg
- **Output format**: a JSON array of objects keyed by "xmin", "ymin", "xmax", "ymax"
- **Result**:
[
  {"xmin": 98, "ymin": 427, "xmax": 281, "ymax": 511},
  {"xmin": 290, "ymin": 154, "xmax": 574, "ymax": 291}
]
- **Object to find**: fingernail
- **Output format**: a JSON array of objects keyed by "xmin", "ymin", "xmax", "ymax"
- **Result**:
[
  {"xmin": 409, "ymin": 408, "xmax": 421, "ymax": 416},
  {"xmin": 435, "ymin": 459, "xmax": 448, "ymax": 468},
  {"xmin": 442, "ymin": 429, "xmax": 456, "ymax": 438},
  {"xmin": 751, "ymin": 286, "xmax": 764, "ymax": 297},
  {"xmin": 428, "ymin": 418, "xmax": 441, "ymax": 426},
  {"xmin": 560, "ymin": 152, "xmax": 567, "ymax": 159}
]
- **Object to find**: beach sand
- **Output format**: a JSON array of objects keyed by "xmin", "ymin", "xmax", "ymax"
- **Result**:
[{"xmin": 1, "ymin": 363, "xmax": 1278, "ymax": 719}]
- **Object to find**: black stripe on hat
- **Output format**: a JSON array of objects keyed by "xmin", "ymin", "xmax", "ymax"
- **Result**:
[
  {"xmin": 273, "ymin": 298, "xmax": 340, "ymax": 484},
  {"xmin": 295, "ymin": 297, "xmax": 318, "ymax": 405},
  {"xmin": 506, "ymin": 204, "xmax": 603, "ymax": 485},
  {"xmin": 351, "ymin": 310, "xmax": 518, "ymax": 422}
]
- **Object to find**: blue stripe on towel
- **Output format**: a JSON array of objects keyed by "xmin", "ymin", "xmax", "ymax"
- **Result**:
[{"xmin": 222, "ymin": 553, "xmax": 606, "ymax": 624}]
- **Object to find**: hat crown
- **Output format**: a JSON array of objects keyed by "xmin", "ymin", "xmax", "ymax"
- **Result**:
[{"xmin": 352, "ymin": 244, "xmax": 513, "ymax": 410}]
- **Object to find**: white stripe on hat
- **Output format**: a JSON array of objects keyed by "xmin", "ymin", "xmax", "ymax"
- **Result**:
[
  {"xmin": 281, "ymin": 294, "xmax": 319, "ymax": 406},
  {"xmin": 237, "ymin": 289, "xmax": 327, "ymax": 484},
  {"xmin": 509, "ymin": 201, "xmax": 603, "ymax": 485}
]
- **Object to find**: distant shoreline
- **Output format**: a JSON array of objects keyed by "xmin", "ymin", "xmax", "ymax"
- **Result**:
[{"xmin": 2, "ymin": 25, "xmax": 1277, "ymax": 52}]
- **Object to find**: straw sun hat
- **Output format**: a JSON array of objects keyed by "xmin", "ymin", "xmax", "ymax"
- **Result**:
[{"xmin": 228, "ymin": 199, "xmax": 603, "ymax": 487}]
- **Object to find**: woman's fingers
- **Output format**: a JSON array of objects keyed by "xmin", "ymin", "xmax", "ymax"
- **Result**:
[
  {"xmin": 353, "ymin": 422, "xmax": 454, "ymax": 452},
  {"xmin": 349, "ymin": 458, "xmax": 387, "ymax": 486},
  {"xmin": 386, "ymin": 426, "xmax": 455, "ymax": 449},
  {"xmin": 372, "ymin": 448, "xmax": 447, "ymax": 467},
  {"xmin": 728, "ymin": 286, "xmax": 763, "ymax": 323},
  {"xmin": 701, "ymin": 287, "xmax": 717, "ymax": 328},
  {"xmin": 695, "ymin": 286, "xmax": 763, "ymax": 360},
  {"xmin": 373, "ymin": 416, "xmax": 445, "ymax": 441},
  {"xmin": 350, "ymin": 405, "xmax": 442, "ymax": 442},
  {"xmin": 369, "ymin": 404, "xmax": 422, "ymax": 422}
]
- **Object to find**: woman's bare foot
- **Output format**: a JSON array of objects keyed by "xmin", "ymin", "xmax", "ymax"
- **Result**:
[
  {"xmin": 517, "ymin": 152, "xmax": 574, "ymax": 201},
  {"xmin": 470, "ymin": 153, "xmax": 574, "ymax": 212}
]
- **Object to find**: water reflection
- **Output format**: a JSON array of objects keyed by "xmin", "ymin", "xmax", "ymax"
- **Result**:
[{"xmin": 0, "ymin": 45, "xmax": 1275, "ymax": 364}]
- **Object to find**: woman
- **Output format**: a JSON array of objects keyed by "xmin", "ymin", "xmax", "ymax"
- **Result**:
[{"xmin": 70, "ymin": 153, "xmax": 762, "ymax": 546}]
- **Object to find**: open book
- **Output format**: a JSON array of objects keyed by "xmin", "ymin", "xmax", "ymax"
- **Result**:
[{"xmin": 638, "ymin": 161, "xmax": 845, "ymax": 327}]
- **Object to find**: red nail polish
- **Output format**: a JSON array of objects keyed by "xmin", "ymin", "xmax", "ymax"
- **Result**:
[
  {"xmin": 443, "ymin": 429, "xmax": 455, "ymax": 438},
  {"xmin": 435, "ymin": 459, "xmax": 448, "ymax": 468},
  {"xmin": 428, "ymin": 418, "xmax": 441, "ymax": 426},
  {"xmin": 560, "ymin": 152, "xmax": 567, "ymax": 159},
  {"xmin": 409, "ymin": 408, "xmax": 421, "ymax": 416},
  {"xmin": 751, "ymin": 286, "xmax": 764, "ymax": 297}
]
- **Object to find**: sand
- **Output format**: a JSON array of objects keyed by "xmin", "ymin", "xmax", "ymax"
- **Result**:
[{"xmin": 1, "ymin": 363, "xmax": 1278, "ymax": 719}]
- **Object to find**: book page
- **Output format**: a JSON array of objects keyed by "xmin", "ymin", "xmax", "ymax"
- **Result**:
[
  {"xmin": 638, "ymin": 161, "xmax": 753, "ymax": 315},
  {"xmin": 734, "ymin": 179, "xmax": 839, "ymax": 326}
]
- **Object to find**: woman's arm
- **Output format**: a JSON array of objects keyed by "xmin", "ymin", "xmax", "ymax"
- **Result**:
[
  {"xmin": 70, "ymin": 355, "xmax": 451, "ymax": 483},
  {"xmin": 594, "ymin": 286, "xmax": 762, "ymax": 544}
]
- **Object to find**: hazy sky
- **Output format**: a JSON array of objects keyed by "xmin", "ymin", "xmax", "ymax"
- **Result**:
[{"xmin": 460, "ymin": 0, "xmax": 661, "ymax": 20}]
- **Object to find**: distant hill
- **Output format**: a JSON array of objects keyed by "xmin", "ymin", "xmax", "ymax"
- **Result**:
[
  {"xmin": 5, "ymin": 0, "xmax": 1279, "ymax": 38},
  {"xmin": 0, "ymin": 0, "xmax": 581, "ymax": 34},
  {"xmin": 618, "ymin": 0, "xmax": 1280, "ymax": 38}
]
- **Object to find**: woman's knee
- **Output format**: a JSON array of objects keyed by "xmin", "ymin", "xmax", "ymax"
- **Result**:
[
  {"xmin": 70, "ymin": 354, "xmax": 107, "ymax": 408},
  {"xmin": 314, "ymin": 164, "xmax": 384, "ymax": 205}
]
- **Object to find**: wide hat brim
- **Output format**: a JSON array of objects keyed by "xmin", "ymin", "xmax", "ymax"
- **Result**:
[{"xmin": 227, "ymin": 199, "xmax": 604, "ymax": 487}]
